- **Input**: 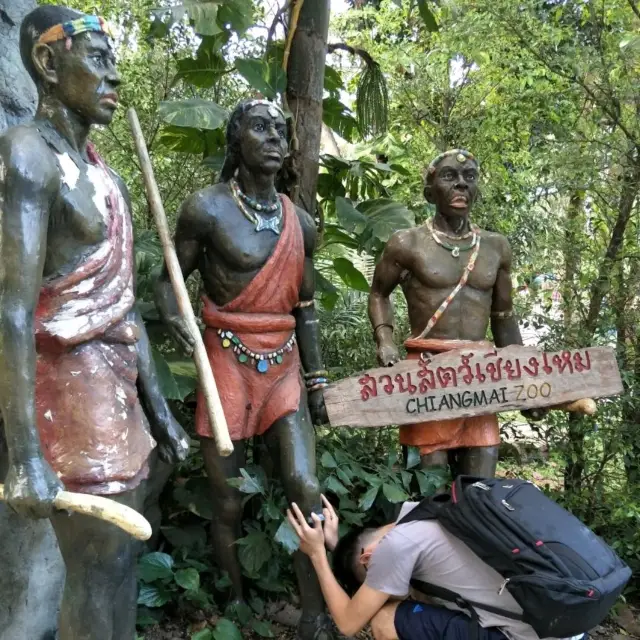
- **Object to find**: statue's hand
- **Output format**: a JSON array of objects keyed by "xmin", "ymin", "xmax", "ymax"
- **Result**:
[
  {"xmin": 521, "ymin": 408, "xmax": 548, "ymax": 422},
  {"xmin": 377, "ymin": 342, "xmax": 400, "ymax": 367},
  {"xmin": 155, "ymin": 416, "xmax": 190, "ymax": 464},
  {"xmin": 4, "ymin": 457, "xmax": 63, "ymax": 519},
  {"xmin": 164, "ymin": 315, "xmax": 196, "ymax": 357},
  {"xmin": 308, "ymin": 388, "xmax": 329, "ymax": 426}
]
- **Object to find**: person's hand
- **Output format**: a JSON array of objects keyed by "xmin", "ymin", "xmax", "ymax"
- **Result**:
[
  {"xmin": 377, "ymin": 341, "xmax": 400, "ymax": 367},
  {"xmin": 4, "ymin": 457, "xmax": 63, "ymax": 519},
  {"xmin": 308, "ymin": 388, "xmax": 329, "ymax": 426},
  {"xmin": 287, "ymin": 502, "xmax": 326, "ymax": 560},
  {"xmin": 521, "ymin": 408, "xmax": 548, "ymax": 421},
  {"xmin": 165, "ymin": 315, "xmax": 196, "ymax": 357},
  {"xmin": 321, "ymin": 494, "xmax": 339, "ymax": 552},
  {"xmin": 155, "ymin": 415, "xmax": 190, "ymax": 464}
]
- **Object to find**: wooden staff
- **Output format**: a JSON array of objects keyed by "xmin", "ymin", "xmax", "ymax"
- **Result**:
[
  {"xmin": 127, "ymin": 108, "xmax": 233, "ymax": 457},
  {"xmin": 0, "ymin": 485, "xmax": 152, "ymax": 541}
]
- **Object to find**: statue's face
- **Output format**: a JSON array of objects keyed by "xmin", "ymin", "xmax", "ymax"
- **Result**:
[
  {"xmin": 52, "ymin": 32, "xmax": 120, "ymax": 126},
  {"xmin": 427, "ymin": 155, "xmax": 479, "ymax": 218},
  {"xmin": 238, "ymin": 104, "xmax": 288, "ymax": 175}
]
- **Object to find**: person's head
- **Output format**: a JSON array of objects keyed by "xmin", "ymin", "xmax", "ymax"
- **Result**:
[
  {"xmin": 20, "ymin": 6, "xmax": 120, "ymax": 126},
  {"xmin": 424, "ymin": 149, "xmax": 479, "ymax": 221},
  {"xmin": 332, "ymin": 523, "xmax": 395, "ymax": 595},
  {"xmin": 220, "ymin": 100, "xmax": 288, "ymax": 182}
]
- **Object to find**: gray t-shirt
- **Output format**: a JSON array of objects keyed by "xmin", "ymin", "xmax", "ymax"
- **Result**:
[{"xmin": 365, "ymin": 502, "xmax": 579, "ymax": 640}]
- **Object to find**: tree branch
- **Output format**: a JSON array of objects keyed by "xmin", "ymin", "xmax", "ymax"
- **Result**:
[
  {"xmin": 327, "ymin": 42, "xmax": 375, "ymax": 68},
  {"xmin": 628, "ymin": 0, "xmax": 640, "ymax": 21}
]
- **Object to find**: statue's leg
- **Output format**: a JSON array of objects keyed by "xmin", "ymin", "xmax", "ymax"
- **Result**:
[
  {"xmin": 200, "ymin": 436, "xmax": 246, "ymax": 600},
  {"xmin": 456, "ymin": 446, "xmax": 499, "ymax": 477},
  {"xmin": 50, "ymin": 486, "xmax": 143, "ymax": 640},
  {"xmin": 419, "ymin": 450, "xmax": 450, "ymax": 494},
  {"xmin": 265, "ymin": 400, "xmax": 334, "ymax": 640}
]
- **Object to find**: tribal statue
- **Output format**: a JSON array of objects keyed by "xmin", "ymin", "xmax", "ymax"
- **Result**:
[
  {"xmin": 369, "ymin": 149, "xmax": 541, "ymax": 480},
  {"xmin": 155, "ymin": 99, "xmax": 334, "ymax": 640},
  {"xmin": 0, "ymin": 6, "xmax": 188, "ymax": 639}
]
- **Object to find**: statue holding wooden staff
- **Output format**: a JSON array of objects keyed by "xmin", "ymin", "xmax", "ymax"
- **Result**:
[
  {"xmin": 324, "ymin": 149, "xmax": 610, "ymax": 482},
  {"xmin": 155, "ymin": 100, "xmax": 334, "ymax": 639},
  {"xmin": 0, "ymin": 6, "xmax": 188, "ymax": 639}
]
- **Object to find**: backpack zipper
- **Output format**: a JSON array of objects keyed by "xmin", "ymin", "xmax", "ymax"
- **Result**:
[{"xmin": 498, "ymin": 578, "xmax": 510, "ymax": 595}]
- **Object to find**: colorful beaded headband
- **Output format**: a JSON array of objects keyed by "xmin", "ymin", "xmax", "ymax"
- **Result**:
[
  {"xmin": 38, "ymin": 15, "xmax": 114, "ymax": 47},
  {"xmin": 426, "ymin": 148, "xmax": 478, "ymax": 182}
]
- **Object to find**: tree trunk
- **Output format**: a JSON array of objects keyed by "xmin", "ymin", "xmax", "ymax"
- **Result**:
[
  {"xmin": 0, "ymin": 4, "xmax": 66, "ymax": 640},
  {"xmin": 285, "ymin": 0, "xmax": 331, "ymax": 215}
]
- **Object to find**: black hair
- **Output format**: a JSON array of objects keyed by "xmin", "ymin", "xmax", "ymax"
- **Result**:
[
  {"xmin": 332, "ymin": 526, "xmax": 370, "ymax": 596},
  {"xmin": 20, "ymin": 5, "xmax": 85, "ymax": 84},
  {"xmin": 219, "ymin": 99, "xmax": 285, "ymax": 182}
]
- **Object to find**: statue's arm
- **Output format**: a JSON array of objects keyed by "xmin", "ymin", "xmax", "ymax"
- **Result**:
[
  {"xmin": 0, "ymin": 131, "xmax": 63, "ymax": 517},
  {"xmin": 368, "ymin": 232, "xmax": 405, "ymax": 365},
  {"xmin": 114, "ymin": 174, "xmax": 188, "ymax": 464},
  {"xmin": 154, "ymin": 193, "xmax": 204, "ymax": 355},
  {"xmin": 293, "ymin": 207, "xmax": 326, "ymax": 375},
  {"xmin": 491, "ymin": 236, "xmax": 523, "ymax": 348}
]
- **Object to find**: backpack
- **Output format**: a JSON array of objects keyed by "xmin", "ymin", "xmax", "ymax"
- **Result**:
[{"xmin": 398, "ymin": 476, "xmax": 631, "ymax": 639}]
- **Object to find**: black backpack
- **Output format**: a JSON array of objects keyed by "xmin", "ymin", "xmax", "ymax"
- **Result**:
[{"xmin": 398, "ymin": 476, "xmax": 631, "ymax": 638}]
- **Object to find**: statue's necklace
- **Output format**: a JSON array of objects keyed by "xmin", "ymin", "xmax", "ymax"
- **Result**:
[
  {"xmin": 230, "ymin": 179, "xmax": 282, "ymax": 235},
  {"xmin": 428, "ymin": 221, "xmax": 478, "ymax": 258}
]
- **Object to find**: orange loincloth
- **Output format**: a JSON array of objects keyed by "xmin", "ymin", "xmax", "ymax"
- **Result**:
[
  {"xmin": 195, "ymin": 194, "xmax": 305, "ymax": 442},
  {"xmin": 399, "ymin": 338, "xmax": 500, "ymax": 456}
]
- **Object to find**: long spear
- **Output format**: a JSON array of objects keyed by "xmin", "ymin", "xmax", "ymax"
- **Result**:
[{"xmin": 127, "ymin": 108, "xmax": 233, "ymax": 457}]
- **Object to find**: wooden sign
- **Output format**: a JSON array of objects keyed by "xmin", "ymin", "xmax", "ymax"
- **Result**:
[{"xmin": 324, "ymin": 345, "xmax": 623, "ymax": 428}]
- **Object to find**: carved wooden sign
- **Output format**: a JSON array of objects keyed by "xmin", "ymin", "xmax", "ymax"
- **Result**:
[{"xmin": 324, "ymin": 345, "xmax": 623, "ymax": 428}]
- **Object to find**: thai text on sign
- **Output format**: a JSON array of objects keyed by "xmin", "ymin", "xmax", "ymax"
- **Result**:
[{"xmin": 324, "ymin": 345, "xmax": 623, "ymax": 428}]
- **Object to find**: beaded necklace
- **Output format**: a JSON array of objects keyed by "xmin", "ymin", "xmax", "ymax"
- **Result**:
[
  {"xmin": 429, "ymin": 220, "xmax": 477, "ymax": 240},
  {"xmin": 229, "ymin": 178, "xmax": 282, "ymax": 235},
  {"xmin": 427, "ymin": 220, "xmax": 478, "ymax": 258}
]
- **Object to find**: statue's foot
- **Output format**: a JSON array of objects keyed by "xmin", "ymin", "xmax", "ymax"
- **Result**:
[{"xmin": 298, "ymin": 612, "xmax": 335, "ymax": 640}]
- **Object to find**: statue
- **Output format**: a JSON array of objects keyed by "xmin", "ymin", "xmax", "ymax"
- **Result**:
[
  {"xmin": 369, "ymin": 149, "xmax": 536, "ymax": 479},
  {"xmin": 0, "ymin": 6, "xmax": 188, "ymax": 639},
  {"xmin": 155, "ymin": 100, "xmax": 333, "ymax": 640}
]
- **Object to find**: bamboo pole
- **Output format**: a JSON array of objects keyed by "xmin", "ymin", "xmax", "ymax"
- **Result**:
[
  {"xmin": 0, "ymin": 485, "xmax": 152, "ymax": 541},
  {"xmin": 127, "ymin": 108, "xmax": 233, "ymax": 457}
]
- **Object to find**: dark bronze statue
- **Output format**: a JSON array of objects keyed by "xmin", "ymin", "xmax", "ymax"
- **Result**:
[
  {"xmin": 369, "ymin": 149, "xmax": 535, "ymax": 480},
  {"xmin": 0, "ymin": 6, "xmax": 188, "ymax": 639},
  {"xmin": 155, "ymin": 100, "xmax": 333, "ymax": 640}
]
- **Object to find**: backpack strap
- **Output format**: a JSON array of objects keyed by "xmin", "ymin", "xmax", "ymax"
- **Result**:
[
  {"xmin": 397, "ymin": 494, "xmax": 449, "ymax": 526},
  {"xmin": 410, "ymin": 579, "xmax": 524, "ymax": 622}
]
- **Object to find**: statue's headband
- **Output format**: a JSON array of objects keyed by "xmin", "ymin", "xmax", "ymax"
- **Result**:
[
  {"xmin": 38, "ymin": 15, "xmax": 114, "ymax": 46},
  {"xmin": 426, "ymin": 148, "xmax": 478, "ymax": 182},
  {"xmin": 245, "ymin": 99, "xmax": 285, "ymax": 120}
]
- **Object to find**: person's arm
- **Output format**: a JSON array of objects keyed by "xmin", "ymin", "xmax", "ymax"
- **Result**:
[
  {"xmin": 114, "ymin": 174, "xmax": 189, "ymax": 464},
  {"xmin": 490, "ymin": 236, "xmax": 523, "ymax": 348},
  {"xmin": 368, "ymin": 232, "xmax": 406, "ymax": 366},
  {"xmin": 294, "ymin": 208, "xmax": 328, "ymax": 425},
  {"xmin": 0, "ymin": 131, "xmax": 63, "ymax": 518},
  {"xmin": 287, "ymin": 503, "xmax": 390, "ymax": 636},
  {"xmin": 154, "ymin": 193, "xmax": 204, "ymax": 356}
]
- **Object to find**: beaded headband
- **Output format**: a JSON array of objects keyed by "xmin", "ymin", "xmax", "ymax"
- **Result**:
[
  {"xmin": 425, "ymin": 148, "xmax": 478, "ymax": 183},
  {"xmin": 38, "ymin": 15, "xmax": 114, "ymax": 49},
  {"xmin": 245, "ymin": 99, "xmax": 284, "ymax": 120}
]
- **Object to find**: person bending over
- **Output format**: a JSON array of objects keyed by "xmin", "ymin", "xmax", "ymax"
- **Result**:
[{"xmin": 288, "ymin": 498, "xmax": 586, "ymax": 640}]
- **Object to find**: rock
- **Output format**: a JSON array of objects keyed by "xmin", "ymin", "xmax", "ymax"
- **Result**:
[{"xmin": 614, "ymin": 604, "xmax": 640, "ymax": 637}]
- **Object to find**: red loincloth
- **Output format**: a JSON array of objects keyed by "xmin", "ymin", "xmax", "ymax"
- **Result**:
[
  {"xmin": 196, "ymin": 194, "xmax": 305, "ymax": 442},
  {"xmin": 399, "ymin": 338, "xmax": 500, "ymax": 456},
  {"xmin": 34, "ymin": 144, "xmax": 155, "ymax": 495}
]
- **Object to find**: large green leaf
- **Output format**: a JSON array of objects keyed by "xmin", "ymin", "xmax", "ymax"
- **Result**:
[
  {"xmin": 152, "ymin": 349, "xmax": 182, "ymax": 401},
  {"xmin": 359, "ymin": 484, "xmax": 379, "ymax": 511},
  {"xmin": 236, "ymin": 531, "xmax": 272, "ymax": 574},
  {"xmin": 274, "ymin": 519, "xmax": 299, "ymax": 554},
  {"xmin": 175, "ymin": 568, "xmax": 200, "ymax": 591},
  {"xmin": 137, "ymin": 583, "xmax": 173, "ymax": 608},
  {"xmin": 382, "ymin": 482, "xmax": 410, "ymax": 503},
  {"xmin": 336, "ymin": 197, "xmax": 368, "ymax": 235},
  {"xmin": 138, "ymin": 552, "xmax": 174, "ymax": 582},
  {"xmin": 250, "ymin": 619, "xmax": 275, "ymax": 638},
  {"xmin": 217, "ymin": 0, "xmax": 255, "ymax": 34},
  {"xmin": 212, "ymin": 619, "xmax": 243, "ymax": 640},
  {"xmin": 154, "ymin": 2, "xmax": 222, "ymax": 36},
  {"xmin": 322, "ymin": 97, "xmax": 358, "ymax": 142},
  {"xmin": 333, "ymin": 258, "xmax": 370, "ymax": 292},
  {"xmin": 176, "ymin": 47, "xmax": 226, "ymax": 88},
  {"xmin": 417, "ymin": 0, "xmax": 439, "ymax": 31},
  {"xmin": 158, "ymin": 99, "xmax": 228, "ymax": 130},
  {"xmin": 234, "ymin": 58, "xmax": 285, "ymax": 98},
  {"xmin": 357, "ymin": 198, "xmax": 415, "ymax": 245}
]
